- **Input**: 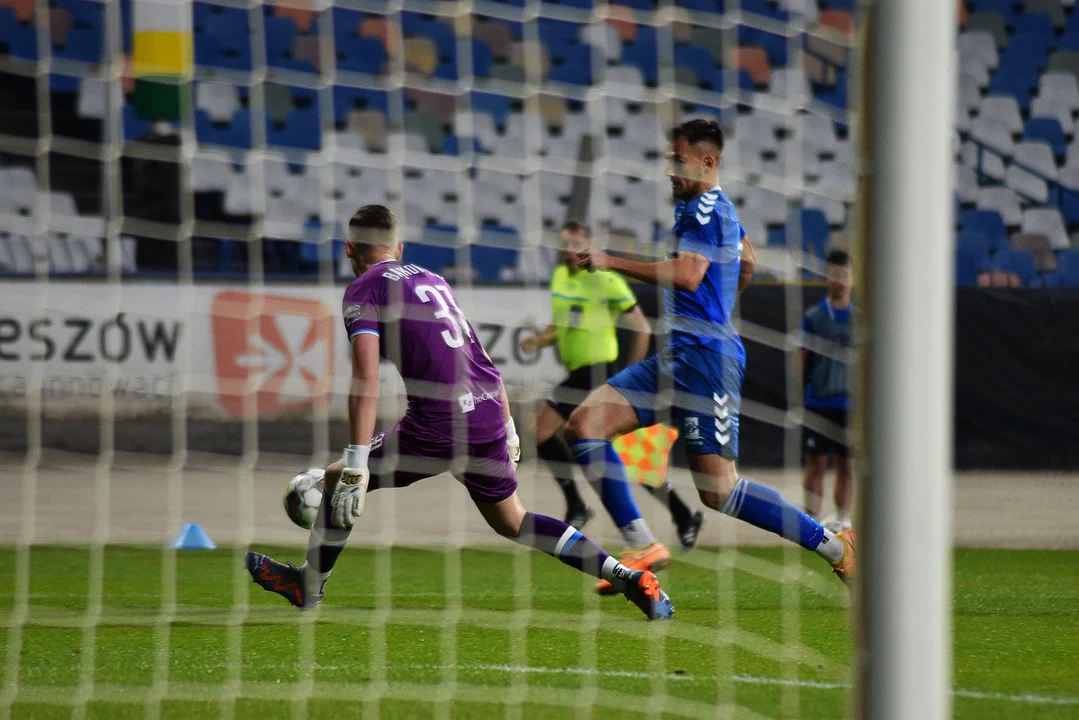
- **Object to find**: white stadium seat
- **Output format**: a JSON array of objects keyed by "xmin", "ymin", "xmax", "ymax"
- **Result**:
[
  {"xmin": 979, "ymin": 96, "xmax": 1024, "ymax": 134},
  {"xmin": 976, "ymin": 185, "xmax": 1023, "ymax": 226},
  {"xmin": 1021, "ymin": 207, "xmax": 1070, "ymax": 249}
]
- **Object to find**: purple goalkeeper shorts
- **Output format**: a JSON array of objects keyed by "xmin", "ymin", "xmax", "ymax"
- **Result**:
[{"xmin": 367, "ymin": 417, "xmax": 518, "ymax": 504}]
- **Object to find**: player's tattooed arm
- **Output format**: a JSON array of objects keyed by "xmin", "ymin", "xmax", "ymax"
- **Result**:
[
  {"xmin": 737, "ymin": 237, "xmax": 756, "ymax": 297},
  {"xmin": 586, "ymin": 248, "xmax": 709, "ymax": 292}
]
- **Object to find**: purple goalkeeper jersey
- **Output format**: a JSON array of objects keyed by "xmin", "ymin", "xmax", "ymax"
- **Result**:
[{"xmin": 342, "ymin": 260, "xmax": 506, "ymax": 443}]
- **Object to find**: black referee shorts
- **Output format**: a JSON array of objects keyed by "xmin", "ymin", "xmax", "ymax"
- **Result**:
[
  {"xmin": 546, "ymin": 362, "xmax": 620, "ymax": 420},
  {"xmin": 803, "ymin": 407, "xmax": 851, "ymax": 458}
]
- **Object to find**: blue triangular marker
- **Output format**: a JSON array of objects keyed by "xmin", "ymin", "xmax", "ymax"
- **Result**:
[{"xmin": 171, "ymin": 523, "xmax": 216, "ymax": 550}]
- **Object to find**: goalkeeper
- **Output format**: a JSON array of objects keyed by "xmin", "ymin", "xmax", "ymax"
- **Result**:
[{"xmin": 521, "ymin": 221, "xmax": 704, "ymax": 551}]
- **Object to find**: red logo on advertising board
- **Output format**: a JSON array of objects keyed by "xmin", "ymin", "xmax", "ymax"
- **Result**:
[{"xmin": 212, "ymin": 291, "xmax": 334, "ymax": 418}]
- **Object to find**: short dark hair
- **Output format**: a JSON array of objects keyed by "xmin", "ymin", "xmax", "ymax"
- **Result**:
[
  {"xmin": 349, "ymin": 204, "xmax": 396, "ymax": 231},
  {"xmin": 826, "ymin": 249, "xmax": 850, "ymax": 266},
  {"xmin": 561, "ymin": 219, "xmax": 590, "ymax": 236},
  {"xmin": 672, "ymin": 118, "xmax": 725, "ymax": 154}
]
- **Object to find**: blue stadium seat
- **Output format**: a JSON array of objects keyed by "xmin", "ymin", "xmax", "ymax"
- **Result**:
[
  {"xmin": 548, "ymin": 45, "xmax": 593, "ymax": 85},
  {"xmin": 472, "ymin": 92, "xmax": 512, "ymax": 127},
  {"xmin": 1056, "ymin": 249, "xmax": 1079, "ymax": 286},
  {"xmin": 968, "ymin": 0, "xmax": 1017, "ymax": 24},
  {"xmin": 1024, "ymin": 117, "xmax": 1067, "ymax": 159},
  {"xmin": 676, "ymin": 0, "xmax": 723, "ymax": 12},
  {"xmin": 50, "ymin": 74, "xmax": 81, "ymax": 93},
  {"xmin": 546, "ymin": 0, "xmax": 594, "ymax": 8},
  {"xmin": 675, "ymin": 45, "xmax": 715, "ymax": 88},
  {"xmin": 538, "ymin": 18, "xmax": 581, "ymax": 63},
  {"xmin": 998, "ymin": 34, "xmax": 1049, "ymax": 72},
  {"xmin": 815, "ymin": 68, "xmax": 849, "ymax": 108},
  {"xmin": 989, "ymin": 66, "xmax": 1039, "ymax": 109},
  {"xmin": 264, "ymin": 16, "xmax": 298, "ymax": 62},
  {"xmin": 961, "ymin": 210, "xmax": 1009, "ymax": 253},
  {"xmin": 332, "ymin": 7, "xmax": 364, "ymax": 45},
  {"xmin": 993, "ymin": 250, "xmax": 1038, "ymax": 286},
  {"xmin": 472, "ymin": 227, "xmax": 520, "ymax": 282},
  {"xmin": 406, "ymin": 16, "xmax": 456, "ymax": 62},
  {"xmin": 739, "ymin": 27, "xmax": 788, "ymax": 66},
  {"xmin": 742, "ymin": 0, "xmax": 789, "ymax": 20},
  {"xmin": 123, "ymin": 103, "xmax": 152, "ymax": 141},
  {"xmin": 472, "ymin": 40, "xmax": 493, "ymax": 78},
  {"xmin": 338, "ymin": 36, "xmax": 387, "ymax": 74},
  {"xmin": 333, "ymin": 86, "xmax": 389, "ymax": 125},
  {"xmin": 621, "ymin": 26, "xmax": 658, "ymax": 85},
  {"xmin": 403, "ymin": 242, "xmax": 458, "ymax": 276},
  {"xmin": 1062, "ymin": 186, "xmax": 1079, "ymax": 225},
  {"xmin": 269, "ymin": 108, "xmax": 320, "ymax": 150},
  {"xmin": 196, "ymin": 108, "xmax": 252, "ymax": 148},
  {"xmin": 1058, "ymin": 29, "xmax": 1079, "ymax": 51},
  {"xmin": 441, "ymin": 134, "xmax": 485, "ymax": 155},
  {"xmin": 800, "ymin": 209, "xmax": 830, "ymax": 259},
  {"xmin": 55, "ymin": 27, "xmax": 103, "ymax": 63},
  {"xmin": 1013, "ymin": 14, "xmax": 1056, "ymax": 47},
  {"xmin": 956, "ymin": 231, "xmax": 992, "ymax": 287}
]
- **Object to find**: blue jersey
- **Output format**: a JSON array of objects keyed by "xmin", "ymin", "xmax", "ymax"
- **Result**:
[
  {"xmin": 801, "ymin": 299, "xmax": 854, "ymax": 411},
  {"xmin": 666, "ymin": 186, "xmax": 746, "ymax": 362}
]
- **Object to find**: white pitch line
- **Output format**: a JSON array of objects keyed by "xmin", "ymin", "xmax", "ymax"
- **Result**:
[{"xmin": 407, "ymin": 664, "xmax": 1079, "ymax": 706}]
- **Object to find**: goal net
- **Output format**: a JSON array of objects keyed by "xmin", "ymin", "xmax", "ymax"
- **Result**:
[{"xmin": 0, "ymin": 0, "xmax": 856, "ymax": 717}]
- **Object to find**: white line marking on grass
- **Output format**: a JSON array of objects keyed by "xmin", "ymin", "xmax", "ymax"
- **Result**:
[{"xmin": 407, "ymin": 664, "xmax": 1079, "ymax": 706}]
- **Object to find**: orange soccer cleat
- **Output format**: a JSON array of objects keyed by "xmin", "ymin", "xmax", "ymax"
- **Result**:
[
  {"xmin": 830, "ymin": 529, "xmax": 857, "ymax": 585},
  {"xmin": 595, "ymin": 542, "xmax": 671, "ymax": 595}
]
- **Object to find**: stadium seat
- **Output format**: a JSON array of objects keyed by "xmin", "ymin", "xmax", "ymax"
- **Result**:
[
  {"xmin": 979, "ymin": 95, "xmax": 1024, "ymax": 133},
  {"xmin": 957, "ymin": 229, "xmax": 993, "ymax": 283},
  {"xmin": 1026, "ymin": 0, "xmax": 1067, "ymax": 30},
  {"xmin": 1010, "ymin": 232, "xmax": 1057, "ymax": 271},
  {"xmin": 196, "ymin": 108, "xmax": 252, "ymax": 149},
  {"xmin": 333, "ymin": 86, "xmax": 388, "ymax": 126},
  {"xmin": 959, "ymin": 31, "xmax": 1000, "ymax": 71},
  {"xmin": 1055, "ymin": 248, "xmax": 1079, "ymax": 286},
  {"xmin": 966, "ymin": 13, "xmax": 1008, "ymax": 49},
  {"xmin": 988, "ymin": 66, "xmax": 1039, "ymax": 110},
  {"xmin": 1024, "ymin": 117, "xmax": 1068, "ymax": 159},
  {"xmin": 1058, "ymin": 167, "xmax": 1079, "ymax": 223},
  {"xmin": 1007, "ymin": 141, "xmax": 1057, "ymax": 202},
  {"xmin": 621, "ymin": 26, "xmax": 658, "ymax": 85},
  {"xmin": 962, "ymin": 209, "xmax": 1010, "ymax": 252},
  {"xmin": 549, "ymin": 44, "xmax": 593, "ymax": 85},
  {"xmin": 992, "ymin": 249, "xmax": 1038, "ymax": 286},
  {"xmin": 969, "ymin": 0, "xmax": 1017, "ymax": 25},
  {"xmin": 1012, "ymin": 15, "xmax": 1056, "ymax": 50},
  {"xmin": 1021, "ymin": 207, "xmax": 1070, "ymax": 248},
  {"xmin": 977, "ymin": 186, "xmax": 1023, "ymax": 226},
  {"xmin": 472, "ymin": 227, "xmax": 521, "ymax": 283},
  {"xmin": 338, "ymin": 36, "xmax": 388, "ymax": 74},
  {"xmin": 971, "ymin": 116, "xmax": 1017, "ymax": 153},
  {"xmin": 196, "ymin": 82, "xmax": 240, "ymax": 124},
  {"xmin": 1047, "ymin": 50, "xmax": 1079, "ymax": 85}
]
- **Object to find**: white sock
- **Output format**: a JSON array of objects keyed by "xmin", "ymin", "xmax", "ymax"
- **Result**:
[
  {"xmin": 815, "ymin": 529, "xmax": 846, "ymax": 563},
  {"xmin": 619, "ymin": 519, "xmax": 657, "ymax": 549},
  {"xmin": 601, "ymin": 556, "xmax": 633, "ymax": 592}
]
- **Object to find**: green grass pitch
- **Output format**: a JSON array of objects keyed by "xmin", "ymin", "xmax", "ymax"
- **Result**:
[{"xmin": 0, "ymin": 545, "xmax": 1076, "ymax": 719}]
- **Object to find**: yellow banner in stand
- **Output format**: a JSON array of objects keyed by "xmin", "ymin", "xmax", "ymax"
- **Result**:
[{"xmin": 612, "ymin": 425, "xmax": 680, "ymax": 489}]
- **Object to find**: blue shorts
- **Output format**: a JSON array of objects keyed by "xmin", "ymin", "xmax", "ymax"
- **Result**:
[{"xmin": 608, "ymin": 345, "xmax": 745, "ymax": 459}]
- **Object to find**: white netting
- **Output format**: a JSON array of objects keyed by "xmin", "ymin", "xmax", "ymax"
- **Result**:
[{"xmin": 0, "ymin": 0, "xmax": 854, "ymax": 717}]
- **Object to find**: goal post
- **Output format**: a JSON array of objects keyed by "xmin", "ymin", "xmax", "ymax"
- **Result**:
[{"xmin": 858, "ymin": 0, "xmax": 957, "ymax": 718}]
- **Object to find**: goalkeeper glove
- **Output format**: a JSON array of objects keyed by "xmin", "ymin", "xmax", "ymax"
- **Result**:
[
  {"xmin": 505, "ymin": 418, "xmax": 521, "ymax": 472},
  {"xmin": 331, "ymin": 444, "xmax": 370, "ymax": 529}
]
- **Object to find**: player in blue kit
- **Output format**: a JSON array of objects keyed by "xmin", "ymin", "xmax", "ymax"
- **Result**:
[
  {"xmin": 567, "ymin": 119, "xmax": 856, "ymax": 584},
  {"xmin": 246, "ymin": 205, "xmax": 673, "ymax": 620}
]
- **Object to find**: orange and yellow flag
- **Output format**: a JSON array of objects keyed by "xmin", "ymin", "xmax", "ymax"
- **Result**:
[{"xmin": 612, "ymin": 424, "xmax": 679, "ymax": 489}]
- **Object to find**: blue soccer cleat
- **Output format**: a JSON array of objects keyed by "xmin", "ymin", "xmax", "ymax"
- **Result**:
[
  {"xmin": 623, "ymin": 569, "xmax": 674, "ymax": 621},
  {"xmin": 245, "ymin": 551, "xmax": 323, "ymax": 610}
]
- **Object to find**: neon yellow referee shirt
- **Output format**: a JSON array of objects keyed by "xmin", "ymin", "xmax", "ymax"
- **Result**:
[{"xmin": 549, "ymin": 265, "xmax": 638, "ymax": 373}]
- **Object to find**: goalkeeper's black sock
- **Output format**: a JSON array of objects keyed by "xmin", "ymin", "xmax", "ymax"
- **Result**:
[
  {"xmin": 304, "ymin": 490, "xmax": 351, "ymax": 585},
  {"xmin": 537, "ymin": 435, "xmax": 586, "ymax": 510}
]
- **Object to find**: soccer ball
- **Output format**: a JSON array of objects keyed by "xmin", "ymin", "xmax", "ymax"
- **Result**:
[{"xmin": 284, "ymin": 468, "xmax": 325, "ymax": 530}]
